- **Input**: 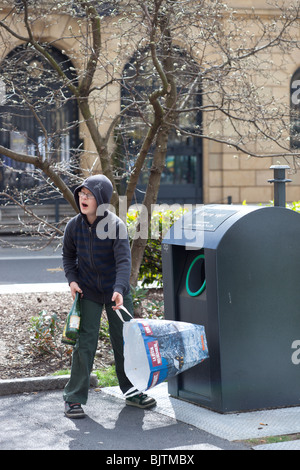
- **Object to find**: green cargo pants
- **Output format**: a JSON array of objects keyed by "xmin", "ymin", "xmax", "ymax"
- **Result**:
[{"xmin": 63, "ymin": 293, "xmax": 134, "ymax": 405}]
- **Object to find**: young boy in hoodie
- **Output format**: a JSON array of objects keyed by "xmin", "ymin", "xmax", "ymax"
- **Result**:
[{"xmin": 62, "ymin": 174, "xmax": 156, "ymax": 418}]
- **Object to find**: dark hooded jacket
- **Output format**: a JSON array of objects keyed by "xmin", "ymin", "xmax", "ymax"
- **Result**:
[{"xmin": 62, "ymin": 175, "xmax": 131, "ymax": 304}]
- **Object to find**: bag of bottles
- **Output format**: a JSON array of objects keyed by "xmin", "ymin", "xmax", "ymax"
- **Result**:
[
  {"xmin": 123, "ymin": 317, "xmax": 209, "ymax": 396},
  {"xmin": 62, "ymin": 293, "xmax": 81, "ymax": 346}
]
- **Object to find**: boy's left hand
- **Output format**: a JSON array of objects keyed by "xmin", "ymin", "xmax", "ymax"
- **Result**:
[{"xmin": 111, "ymin": 291, "xmax": 123, "ymax": 310}]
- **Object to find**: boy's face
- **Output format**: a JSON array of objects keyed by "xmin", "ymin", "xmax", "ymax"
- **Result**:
[{"xmin": 78, "ymin": 187, "xmax": 97, "ymax": 222}]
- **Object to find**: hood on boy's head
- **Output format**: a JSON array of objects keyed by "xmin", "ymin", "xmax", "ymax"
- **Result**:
[{"xmin": 74, "ymin": 174, "xmax": 113, "ymax": 212}]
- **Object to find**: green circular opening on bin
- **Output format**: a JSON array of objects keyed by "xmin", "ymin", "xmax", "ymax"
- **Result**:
[{"xmin": 186, "ymin": 254, "xmax": 206, "ymax": 297}]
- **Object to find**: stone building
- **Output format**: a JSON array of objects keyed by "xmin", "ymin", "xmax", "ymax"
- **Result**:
[{"xmin": 0, "ymin": 0, "xmax": 300, "ymax": 210}]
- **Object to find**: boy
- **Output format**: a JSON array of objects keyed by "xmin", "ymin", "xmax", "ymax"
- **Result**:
[{"xmin": 62, "ymin": 174, "xmax": 156, "ymax": 418}]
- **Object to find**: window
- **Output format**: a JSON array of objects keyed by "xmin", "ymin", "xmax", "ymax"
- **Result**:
[
  {"xmin": 120, "ymin": 47, "xmax": 202, "ymax": 200},
  {"xmin": 0, "ymin": 44, "xmax": 79, "ymax": 193},
  {"xmin": 161, "ymin": 155, "xmax": 197, "ymax": 185},
  {"xmin": 290, "ymin": 69, "xmax": 300, "ymax": 149}
]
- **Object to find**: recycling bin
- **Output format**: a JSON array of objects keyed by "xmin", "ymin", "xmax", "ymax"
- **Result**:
[{"xmin": 162, "ymin": 179, "xmax": 300, "ymax": 413}]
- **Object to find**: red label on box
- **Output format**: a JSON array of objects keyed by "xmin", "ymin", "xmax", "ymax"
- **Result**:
[
  {"xmin": 148, "ymin": 340, "xmax": 162, "ymax": 367},
  {"xmin": 149, "ymin": 371, "xmax": 160, "ymax": 389},
  {"xmin": 140, "ymin": 320, "xmax": 153, "ymax": 336}
]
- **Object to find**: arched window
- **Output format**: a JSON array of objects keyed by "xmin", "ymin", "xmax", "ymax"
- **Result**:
[
  {"xmin": 290, "ymin": 68, "xmax": 300, "ymax": 149},
  {"xmin": 0, "ymin": 44, "xmax": 79, "ymax": 193},
  {"xmin": 120, "ymin": 47, "xmax": 203, "ymax": 204}
]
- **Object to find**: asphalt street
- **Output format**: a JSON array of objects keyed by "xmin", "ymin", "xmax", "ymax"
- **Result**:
[
  {"xmin": 0, "ymin": 236, "xmax": 65, "ymax": 284},
  {"xmin": 0, "ymin": 387, "xmax": 249, "ymax": 451}
]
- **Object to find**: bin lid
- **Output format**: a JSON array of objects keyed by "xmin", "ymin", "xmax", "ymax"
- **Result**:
[
  {"xmin": 183, "ymin": 205, "xmax": 239, "ymax": 232},
  {"xmin": 163, "ymin": 204, "xmax": 261, "ymax": 249}
]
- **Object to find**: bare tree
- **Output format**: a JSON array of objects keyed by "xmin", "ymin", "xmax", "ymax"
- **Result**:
[
  {"xmin": 0, "ymin": 0, "xmax": 300, "ymax": 284},
  {"xmin": 117, "ymin": 0, "xmax": 300, "ymax": 284}
]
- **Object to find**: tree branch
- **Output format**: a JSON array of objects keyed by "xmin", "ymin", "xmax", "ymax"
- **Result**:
[
  {"xmin": 0, "ymin": 145, "xmax": 78, "ymax": 212},
  {"xmin": 0, "ymin": 191, "xmax": 65, "ymax": 236}
]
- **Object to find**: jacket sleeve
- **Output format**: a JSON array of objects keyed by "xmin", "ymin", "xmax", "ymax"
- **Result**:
[
  {"xmin": 62, "ymin": 218, "xmax": 80, "ymax": 286},
  {"xmin": 112, "ymin": 217, "xmax": 131, "ymax": 296}
]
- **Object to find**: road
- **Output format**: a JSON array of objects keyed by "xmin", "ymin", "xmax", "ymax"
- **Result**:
[
  {"xmin": 0, "ymin": 236, "xmax": 66, "ymax": 284},
  {"xmin": 0, "ymin": 386, "xmax": 250, "ymax": 451}
]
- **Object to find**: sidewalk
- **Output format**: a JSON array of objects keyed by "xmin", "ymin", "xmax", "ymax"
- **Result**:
[
  {"xmin": 1, "ymin": 283, "xmax": 300, "ymax": 450},
  {"xmin": 0, "ymin": 282, "xmax": 69, "ymax": 294},
  {"xmin": 0, "ymin": 382, "xmax": 248, "ymax": 451}
]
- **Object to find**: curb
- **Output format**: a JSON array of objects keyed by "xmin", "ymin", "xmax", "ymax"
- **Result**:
[{"xmin": 0, "ymin": 374, "xmax": 98, "ymax": 397}]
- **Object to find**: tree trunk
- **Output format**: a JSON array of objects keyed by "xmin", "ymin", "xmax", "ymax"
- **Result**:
[
  {"xmin": 130, "ymin": 123, "xmax": 169, "ymax": 286},
  {"xmin": 77, "ymin": 99, "xmax": 119, "ymax": 209}
]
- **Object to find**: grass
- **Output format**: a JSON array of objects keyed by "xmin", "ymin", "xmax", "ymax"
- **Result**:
[
  {"xmin": 53, "ymin": 369, "xmax": 71, "ymax": 376},
  {"xmin": 93, "ymin": 365, "xmax": 119, "ymax": 387},
  {"xmin": 241, "ymin": 433, "xmax": 300, "ymax": 447},
  {"xmin": 53, "ymin": 365, "xmax": 118, "ymax": 388}
]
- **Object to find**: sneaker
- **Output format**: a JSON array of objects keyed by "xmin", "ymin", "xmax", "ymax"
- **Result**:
[
  {"xmin": 64, "ymin": 402, "xmax": 86, "ymax": 419},
  {"xmin": 126, "ymin": 393, "xmax": 157, "ymax": 409}
]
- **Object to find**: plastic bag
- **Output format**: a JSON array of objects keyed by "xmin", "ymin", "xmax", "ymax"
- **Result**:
[{"xmin": 123, "ymin": 318, "xmax": 209, "ymax": 396}]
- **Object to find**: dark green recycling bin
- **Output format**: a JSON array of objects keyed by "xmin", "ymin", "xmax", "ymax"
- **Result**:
[{"xmin": 162, "ymin": 170, "xmax": 300, "ymax": 413}]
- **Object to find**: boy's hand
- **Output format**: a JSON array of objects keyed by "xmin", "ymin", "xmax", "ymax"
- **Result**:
[
  {"xmin": 70, "ymin": 281, "xmax": 83, "ymax": 300},
  {"xmin": 112, "ymin": 291, "xmax": 123, "ymax": 310}
]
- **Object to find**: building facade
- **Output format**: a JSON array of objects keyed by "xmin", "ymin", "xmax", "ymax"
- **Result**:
[{"xmin": 0, "ymin": 0, "xmax": 300, "ymax": 207}]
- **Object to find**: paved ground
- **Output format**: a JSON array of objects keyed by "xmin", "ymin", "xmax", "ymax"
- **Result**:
[
  {"xmin": 2, "ymin": 374, "xmax": 300, "ymax": 451},
  {"xmin": 0, "ymin": 386, "xmax": 248, "ymax": 451}
]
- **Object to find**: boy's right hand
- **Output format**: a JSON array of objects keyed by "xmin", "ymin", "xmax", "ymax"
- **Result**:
[{"xmin": 70, "ymin": 281, "xmax": 83, "ymax": 300}]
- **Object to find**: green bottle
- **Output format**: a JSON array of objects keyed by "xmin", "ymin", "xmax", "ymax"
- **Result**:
[
  {"xmin": 62, "ymin": 293, "xmax": 81, "ymax": 345},
  {"xmin": 62, "ymin": 323, "xmax": 76, "ymax": 346}
]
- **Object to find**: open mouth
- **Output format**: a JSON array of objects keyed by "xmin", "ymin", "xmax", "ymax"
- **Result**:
[{"xmin": 81, "ymin": 202, "xmax": 88, "ymax": 209}]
